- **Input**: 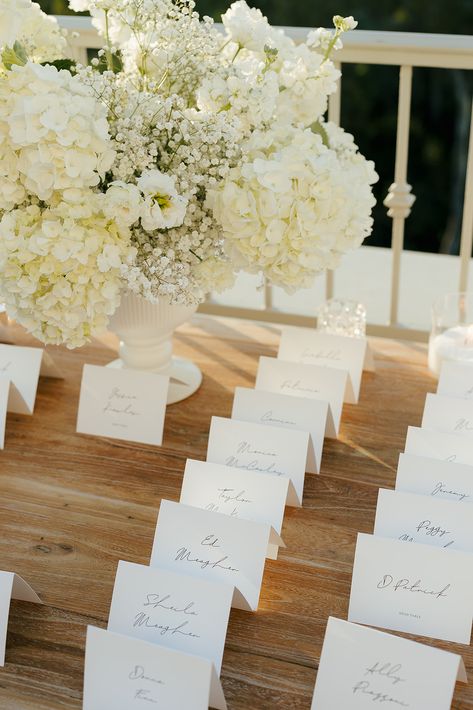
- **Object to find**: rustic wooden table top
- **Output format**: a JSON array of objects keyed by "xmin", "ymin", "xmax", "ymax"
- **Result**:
[{"xmin": 0, "ymin": 314, "xmax": 471, "ymax": 710}]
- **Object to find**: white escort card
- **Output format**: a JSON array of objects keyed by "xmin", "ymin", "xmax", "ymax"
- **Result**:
[
  {"xmin": 405, "ymin": 425, "xmax": 473, "ymax": 466},
  {"xmin": 437, "ymin": 360, "xmax": 473, "ymax": 400},
  {"xmin": 255, "ymin": 356, "xmax": 346, "ymax": 437},
  {"xmin": 278, "ymin": 327, "xmax": 366, "ymax": 403},
  {"xmin": 396, "ymin": 452, "xmax": 473, "ymax": 504},
  {"xmin": 231, "ymin": 386, "xmax": 326, "ymax": 474},
  {"xmin": 348, "ymin": 533, "xmax": 473, "ymax": 643},
  {"xmin": 180, "ymin": 459, "xmax": 288, "ymax": 559},
  {"xmin": 77, "ymin": 364, "xmax": 169, "ymax": 446},
  {"xmin": 0, "ymin": 571, "xmax": 42, "ymax": 666},
  {"xmin": 311, "ymin": 616, "xmax": 467, "ymax": 710},
  {"xmin": 374, "ymin": 488, "xmax": 473, "ymax": 552},
  {"xmin": 108, "ymin": 561, "xmax": 232, "ymax": 673},
  {"xmin": 0, "ymin": 343, "xmax": 43, "ymax": 414},
  {"xmin": 206, "ymin": 416, "xmax": 308, "ymax": 507},
  {"xmin": 422, "ymin": 392, "xmax": 473, "ymax": 436},
  {"xmin": 150, "ymin": 500, "xmax": 275, "ymax": 611},
  {"xmin": 83, "ymin": 626, "xmax": 227, "ymax": 710},
  {"xmin": 0, "ymin": 376, "xmax": 8, "ymax": 449}
]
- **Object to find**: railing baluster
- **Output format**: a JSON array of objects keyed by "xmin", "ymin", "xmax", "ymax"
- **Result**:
[
  {"xmin": 458, "ymin": 99, "xmax": 473, "ymax": 293},
  {"xmin": 384, "ymin": 65, "xmax": 416, "ymax": 326}
]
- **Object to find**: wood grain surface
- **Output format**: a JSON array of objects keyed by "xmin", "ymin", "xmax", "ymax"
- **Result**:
[{"xmin": 0, "ymin": 314, "xmax": 471, "ymax": 709}]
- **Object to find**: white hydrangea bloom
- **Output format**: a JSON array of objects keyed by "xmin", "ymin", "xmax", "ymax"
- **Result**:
[
  {"xmin": 0, "ymin": 62, "xmax": 115, "ymax": 201},
  {"xmin": 0, "ymin": 0, "xmax": 66, "ymax": 64},
  {"xmin": 222, "ymin": 0, "xmax": 271, "ymax": 52},
  {"xmin": 0, "ymin": 193, "xmax": 136, "ymax": 347}
]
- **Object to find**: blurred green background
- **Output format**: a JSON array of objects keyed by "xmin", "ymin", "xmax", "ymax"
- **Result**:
[{"xmin": 39, "ymin": 0, "xmax": 473, "ymax": 255}]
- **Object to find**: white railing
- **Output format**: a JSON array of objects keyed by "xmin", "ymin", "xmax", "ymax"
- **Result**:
[{"xmin": 57, "ymin": 16, "xmax": 473, "ymax": 340}]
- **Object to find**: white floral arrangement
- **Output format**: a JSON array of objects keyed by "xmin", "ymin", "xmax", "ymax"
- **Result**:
[{"xmin": 0, "ymin": 0, "xmax": 378, "ymax": 347}]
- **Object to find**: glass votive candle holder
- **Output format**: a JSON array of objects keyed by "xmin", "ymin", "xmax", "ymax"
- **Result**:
[
  {"xmin": 428, "ymin": 292, "xmax": 473, "ymax": 375},
  {"xmin": 317, "ymin": 298, "xmax": 366, "ymax": 338}
]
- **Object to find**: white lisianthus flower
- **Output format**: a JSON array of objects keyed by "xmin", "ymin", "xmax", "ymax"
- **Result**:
[
  {"xmin": 137, "ymin": 170, "xmax": 188, "ymax": 231},
  {"xmin": 0, "ymin": 62, "xmax": 114, "ymax": 201},
  {"xmin": 221, "ymin": 0, "xmax": 271, "ymax": 52},
  {"xmin": 0, "ymin": 192, "xmax": 136, "ymax": 347},
  {"xmin": 103, "ymin": 181, "xmax": 142, "ymax": 227},
  {"xmin": 333, "ymin": 15, "xmax": 358, "ymax": 31}
]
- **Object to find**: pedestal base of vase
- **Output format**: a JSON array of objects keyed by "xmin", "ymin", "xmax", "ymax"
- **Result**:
[{"xmin": 107, "ymin": 355, "xmax": 202, "ymax": 404}]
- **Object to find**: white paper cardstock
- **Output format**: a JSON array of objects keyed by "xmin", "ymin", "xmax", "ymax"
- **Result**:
[
  {"xmin": 180, "ymin": 459, "xmax": 288, "ymax": 559},
  {"xmin": 108, "ymin": 561, "xmax": 232, "ymax": 673},
  {"xmin": 231, "ymin": 386, "xmax": 326, "ymax": 474},
  {"xmin": 437, "ymin": 360, "xmax": 473, "ymax": 400},
  {"xmin": 255, "ymin": 356, "xmax": 346, "ymax": 438},
  {"xmin": 0, "ymin": 344, "xmax": 43, "ymax": 414},
  {"xmin": 0, "ymin": 571, "xmax": 42, "ymax": 666},
  {"xmin": 374, "ymin": 488, "xmax": 473, "ymax": 553},
  {"xmin": 311, "ymin": 616, "xmax": 467, "ymax": 710},
  {"xmin": 206, "ymin": 416, "xmax": 308, "ymax": 507},
  {"xmin": 150, "ymin": 500, "xmax": 274, "ymax": 611},
  {"xmin": 0, "ymin": 376, "xmax": 8, "ymax": 449},
  {"xmin": 396, "ymin": 452, "xmax": 473, "ymax": 504},
  {"xmin": 422, "ymin": 392, "xmax": 473, "ymax": 436},
  {"xmin": 40, "ymin": 351, "xmax": 64, "ymax": 379},
  {"xmin": 405, "ymin": 426, "xmax": 473, "ymax": 466},
  {"xmin": 348, "ymin": 533, "xmax": 473, "ymax": 644},
  {"xmin": 77, "ymin": 364, "xmax": 169, "ymax": 446},
  {"xmin": 83, "ymin": 626, "xmax": 227, "ymax": 710},
  {"xmin": 278, "ymin": 327, "xmax": 367, "ymax": 403}
]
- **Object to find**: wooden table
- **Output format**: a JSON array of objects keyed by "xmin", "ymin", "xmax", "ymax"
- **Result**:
[{"xmin": 0, "ymin": 315, "xmax": 471, "ymax": 709}]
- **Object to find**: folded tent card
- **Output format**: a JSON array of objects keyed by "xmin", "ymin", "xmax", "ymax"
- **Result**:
[
  {"xmin": 374, "ymin": 488, "xmax": 473, "ymax": 552},
  {"xmin": 255, "ymin": 355, "xmax": 346, "ymax": 438},
  {"xmin": 348, "ymin": 533, "xmax": 473, "ymax": 644},
  {"xmin": 150, "ymin": 499, "xmax": 276, "ymax": 611},
  {"xmin": 0, "ymin": 343, "xmax": 61, "ymax": 416},
  {"xmin": 396, "ymin": 452, "xmax": 473, "ymax": 504},
  {"xmin": 83, "ymin": 626, "xmax": 227, "ymax": 710},
  {"xmin": 422, "ymin": 392, "xmax": 473, "ymax": 436},
  {"xmin": 231, "ymin": 386, "xmax": 326, "ymax": 474},
  {"xmin": 437, "ymin": 360, "xmax": 473, "ymax": 400},
  {"xmin": 206, "ymin": 415, "xmax": 308, "ymax": 507},
  {"xmin": 278, "ymin": 327, "xmax": 368, "ymax": 403},
  {"xmin": 0, "ymin": 571, "xmax": 42, "ymax": 666},
  {"xmin": 180, "ymin": 458, "xmax": 288, "ymax": 559},
  {"xmin": 405, "ymin": 425, "xmax": 473, "ymax": 466},
  {"xmin": 108, "ymin": 561, "xmax": 232, "ymax": 674},
  {"xmin": 310, "ymin": 617, "xmax": 467, "ymax": 710},
  {"xmin": 77, "ymin": 364, "xmax": 169, "ymax": 446}
]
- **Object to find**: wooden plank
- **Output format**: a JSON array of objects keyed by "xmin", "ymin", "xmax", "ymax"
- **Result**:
[{"xmin": 0, "ymin": 315, "xmax": 470, "ymax": 709}]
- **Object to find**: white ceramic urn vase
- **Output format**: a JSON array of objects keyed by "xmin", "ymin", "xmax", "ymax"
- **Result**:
[{"xmin": 108, "ymin": 292, "xmax": 202, "ymax": 404}]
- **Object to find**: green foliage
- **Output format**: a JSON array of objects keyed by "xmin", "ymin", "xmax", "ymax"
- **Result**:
[{"xmin": 1, "ymin": 41, "xmax": 28, "ymax": 70}]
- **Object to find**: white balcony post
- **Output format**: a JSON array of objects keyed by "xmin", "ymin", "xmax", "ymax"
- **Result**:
[
  {"xmin": 458, "ymin": 99, "xmax": 473, "ymax": 293},
  {"xmin": 325, "ymin": 61, "xmax": 342, "ymax": 302}
]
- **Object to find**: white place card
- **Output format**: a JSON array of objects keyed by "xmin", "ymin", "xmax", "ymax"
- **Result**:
[
  {"xmin": 40, "ymin": 351, "xmax": 64, "ymax": 379},
  {"xmin": 180, "ymin": 459, "xmax": 288, "ymax": 559},
  {"xmin": 231, "ymin": 386, "xmax": 326, "ymax": 473},
  {"xmin": 255, "ymin": 356, "xmax": 346, "ymax": 438},
  {"xmin": 437, "ymin": 360, "xmax": 473, "ymax": 400},
  {"xmin": 422, "ymin": 392, "xmax": 473, "ymax": 436},
  {"xmin": 108, "ymin": 561, "xmax": 232, "ymax": 673},
  {"xmin": 348, "ymin": 533, "xmax": 473, "ymax": 643},
  {"xmin": 0, "ymin": 376, "xmax": 8, "ymax": 449},
  {"xmin": 405, "ymin": 425, "xmax": 473, "ymax": 466},
  {"xmin": 206, "ymin": 416, "xmax": 308, "ymax": 507},
  {"xmin": 278, "ymin": 327, "xmax": 366, "ymax": 403},
  {"xmin": 396, "ymin": 452, "xmax": 473, "ymax": 504},
  {"xmin": 0, "ymin": 571, "xmax": 42, "ymax": 666},
  {"xmin": 83, "ymin": 626, "xmax": 227, "ymax": 710},
  {"xmin": 0, "ymin": 344, "xmax": 43, "ymax": 414},
  {"xmin": 374, "ymin": 488, "xmax": 473, "ymax": 552},
  {"xmin": 311, "ymin": 616, "xmax": 467, "ymax": 710},
  {"xmin": 150, "ymin": 500, "xmax": 275, "ymax": 611},
  {"xmin": 77, "ymin": 364, "xmax": 169, "ymax": 446}
]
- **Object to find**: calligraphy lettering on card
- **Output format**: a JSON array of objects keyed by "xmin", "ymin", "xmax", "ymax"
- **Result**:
[
  {"xmin": 422, "ymin": 393, "xmax": 473, "ymax": 437},
  {"xmin": 149, "ymin": 500, "xmax": 273, "ymax": 611},
  {"xmin": 231, "ymin": 386, "xmax": 326, "ymax": 474},
  {"xmin": 206, "ymin": 416, "xmax": 308, "ymax": 507},
  {"xmin": 83, "ymin": 626, "xmax": 227, "ymax": 710},
  {"xmin": 278, "ymin": 327, "xmax": 367, "ymax": 403},
  {"xmin": 76, "ymin": 364, "xmax": 169, "ymax": 446},
  {"xmin": 311, "ymin": 617, "xmax": 466, "ymax": 710},
  {"xmin": 108, "ymin": 561, "xmax": 233, "ymax": 673},
  {"xmin": 396, "ymin": 452, "xmax": 473, "ymax": 504},
  {"xmin": 405, "ymin": 426, "xmax": 473, "ymax": 467},
  {"xmin": 348, "ymin": 533, "xmax": 473, "ymax": 644}
]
